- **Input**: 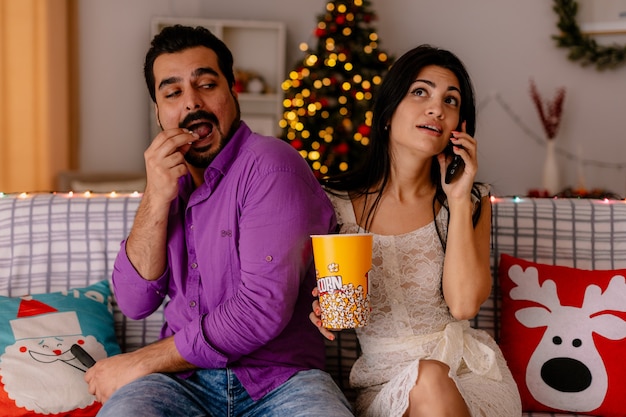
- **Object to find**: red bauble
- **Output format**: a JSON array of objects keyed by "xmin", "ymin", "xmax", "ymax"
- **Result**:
[
  {"xmin": 315, "ymin": 27, "xmax": 326, "ymax": 37},
  {"xmin": 234, "ymin": 80, "xmax": 246, "ymax": 93},
  {"xmin": 334, "ymin": 142, "xmax": 350, "ymax": 155},
  {"xmin": 291, "ymin": 139, "xmax": 303, "ymax": 150},
  {"xmin": 357, "ymin": 124, "xmax": 371, "ymax": 136},
  {"xmin": 336, "ymin": 15, "xmax": 346, "ymax": 25}
]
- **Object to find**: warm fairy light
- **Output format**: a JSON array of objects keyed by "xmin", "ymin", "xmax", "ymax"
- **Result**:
[{"xmin": 299, "ymin": 42, "xmax": 308, "ymax": 51}]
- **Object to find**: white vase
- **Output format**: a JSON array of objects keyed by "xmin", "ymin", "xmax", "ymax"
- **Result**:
[{"xmin": 542, "ymin": 140, "xmax": 560, "ymax": 195}]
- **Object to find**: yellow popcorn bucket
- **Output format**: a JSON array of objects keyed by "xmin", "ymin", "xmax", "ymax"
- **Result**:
[{"xmin": 311, "ymin": 233, "xmax": 373, "ymax": 330}]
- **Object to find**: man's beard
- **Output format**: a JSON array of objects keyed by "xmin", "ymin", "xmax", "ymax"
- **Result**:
[{"xmin": 180, "ymin": 105, "xmax": 241, "ymax": 169}]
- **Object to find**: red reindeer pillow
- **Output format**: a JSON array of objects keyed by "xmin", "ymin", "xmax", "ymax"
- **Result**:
[{"xmin": 498, "ymin": 254, "xmax": 626, "ymax": 417}]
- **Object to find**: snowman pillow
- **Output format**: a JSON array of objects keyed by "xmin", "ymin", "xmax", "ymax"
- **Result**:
[{"xmin": 0, "ymin": 280, "xmax": 121, "ymax": 416}]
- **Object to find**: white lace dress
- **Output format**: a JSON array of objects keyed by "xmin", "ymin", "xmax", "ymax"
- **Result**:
[{"xmin": 326, "ymin": 189, "xmax": 521, "ymax": 417}]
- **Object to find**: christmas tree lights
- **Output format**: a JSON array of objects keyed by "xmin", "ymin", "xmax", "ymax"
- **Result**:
[{"xmin": 280, "ymin": 0, "xmax": 393, "ymax": 177}]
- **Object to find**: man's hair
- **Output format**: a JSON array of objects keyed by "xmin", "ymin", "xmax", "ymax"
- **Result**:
[{"xmin": 144, "ymin": 25, "xmax": 235, "ymax": 102}]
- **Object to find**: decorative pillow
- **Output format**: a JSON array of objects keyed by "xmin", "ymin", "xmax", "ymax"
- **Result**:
[
  {"xmin": 498, "ymin": 254, "xmax": 626, "ymax": 417},
  {"xmin": 0, "ymin": 280, "xmax": 121, "ymax": 416}
]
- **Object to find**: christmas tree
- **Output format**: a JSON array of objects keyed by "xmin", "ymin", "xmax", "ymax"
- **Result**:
[{"xmin": 279, "ymin": 0, "xmax": 393, "ymax": 178}]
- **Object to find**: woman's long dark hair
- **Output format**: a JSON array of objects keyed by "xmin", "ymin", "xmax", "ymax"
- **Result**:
[{"xmin": 322, "ymin": 45, "xmax": 484, "ymax": 249}]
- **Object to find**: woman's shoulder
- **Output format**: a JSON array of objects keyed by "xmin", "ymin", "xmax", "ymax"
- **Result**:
[
  {"xmin": 474, "ymin": 182, "xmax": 491, "ymax": 199},
  {"xmin": 322, "ymin": 188, "xmax": 357, "ymax": 228},
  {"xmin": 322, "ymin": 187, "xmax": 350, "ymax": 210}
]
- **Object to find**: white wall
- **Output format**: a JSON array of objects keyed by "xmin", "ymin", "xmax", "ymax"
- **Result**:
[{"xmin": 78, "ymin": 0, "xmax": 626, "ymax": 197}]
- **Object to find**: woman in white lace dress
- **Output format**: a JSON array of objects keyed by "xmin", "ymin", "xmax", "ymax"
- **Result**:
[{"xmin": 310, "ymin": 45, "xmax": 521, "ymax": 416}]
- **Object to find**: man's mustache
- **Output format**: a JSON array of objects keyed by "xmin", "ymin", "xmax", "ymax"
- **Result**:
[{"xmin": 179, "ymin": 111, "xmax": 219, "ymax": 129}]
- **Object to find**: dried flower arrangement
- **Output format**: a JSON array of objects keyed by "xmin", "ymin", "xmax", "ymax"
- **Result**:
[{"xmin": 529, "ymin": 79, "xmax": 566, "ymax": 140}]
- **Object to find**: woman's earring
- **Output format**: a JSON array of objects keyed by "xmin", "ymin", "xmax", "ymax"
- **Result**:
[{"xmin": 384, "ymin": 124, "xmax": 389, "ymax": 131}]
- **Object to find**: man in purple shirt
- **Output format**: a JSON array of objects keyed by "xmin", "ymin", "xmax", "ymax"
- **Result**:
[{"xmin": 85, "ymin": 25, "xmax": 353, "ymax": 417}]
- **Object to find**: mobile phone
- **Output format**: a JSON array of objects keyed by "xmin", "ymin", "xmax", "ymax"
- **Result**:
[
  {"xmin": 71, "ymin": 344, "xmax": 96, "ymax": 368},
  {"xmin": 444, "ymin": 137, "xmax": 464, "ymax": 184}
]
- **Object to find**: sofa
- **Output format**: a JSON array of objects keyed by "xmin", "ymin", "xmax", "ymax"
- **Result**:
[{"xmin": 1, "ymin": 191, "xmax": 624, "ymax": 416}]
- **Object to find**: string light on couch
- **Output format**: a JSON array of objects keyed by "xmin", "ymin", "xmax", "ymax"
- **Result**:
[{"xmin": 0, "ymin": 191, "xmax": 143, "ymax": 199}]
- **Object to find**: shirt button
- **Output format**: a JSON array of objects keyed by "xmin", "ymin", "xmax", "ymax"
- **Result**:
[
  {"xmin": 191, "ymin": 263, "xmax": 198, "ymax": 269},
  {"xmin": 265, "ymin": 255, "xmax": 273, "ymax": 262},
  {"xmin": 189, "ymin": 301, "xmax": 196, "ymax": 307}
]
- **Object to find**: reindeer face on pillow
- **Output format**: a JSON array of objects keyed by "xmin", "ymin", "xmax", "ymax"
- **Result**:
[{"xmin": 498, "ymin": 254, "xmax": 626, "ymax": 417}]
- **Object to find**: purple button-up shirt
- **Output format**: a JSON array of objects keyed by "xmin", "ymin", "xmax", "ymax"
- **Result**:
[{"xmin": 112, "ymin": 122, "xmax": 336, "ymax": 400}]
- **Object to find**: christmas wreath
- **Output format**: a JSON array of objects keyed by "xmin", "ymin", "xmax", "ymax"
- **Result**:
[{"xmin": 552, "ymin": 0, "xmax": 626, "ymax": 70}]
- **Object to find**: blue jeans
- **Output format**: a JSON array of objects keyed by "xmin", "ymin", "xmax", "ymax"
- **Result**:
[{"xmin": 97, "ymin": 368, "xmax": 354, "ymax": 417}]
